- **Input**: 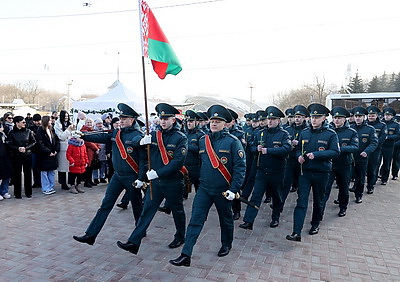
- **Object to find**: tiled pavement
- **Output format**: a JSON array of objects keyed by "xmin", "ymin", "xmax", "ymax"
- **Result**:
[{"xmin": 1, "ymin": 179, "xmax": 400, "ymax": 281}]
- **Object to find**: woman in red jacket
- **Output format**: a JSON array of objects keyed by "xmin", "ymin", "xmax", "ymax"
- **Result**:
[
  {"xmin": 66, "ymin": 134, "xmax": 89, "ymax": 194},
  {"xmin": 80, "ymin": 118, "xmax": 101, "ymax": 188}
]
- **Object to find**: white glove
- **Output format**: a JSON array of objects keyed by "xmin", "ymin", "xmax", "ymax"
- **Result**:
[
  {"xmin": 146, "ymin": 169, "xmax": 158, "ymax": 180},
  {"xmin": 224, "ymin": 190, "xmax": 235, "ymax": 201},
  {"xmin": 140, "ymin": 134, "xmax": 152, "ymax": 145},
  {"xmin": 133, "ymin": 180, "xmax": 144, "ymax": 189}
]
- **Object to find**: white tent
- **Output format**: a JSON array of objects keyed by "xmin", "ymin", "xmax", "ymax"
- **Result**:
[{"xmin": 72, "ymin": 80, "xmax": 155, "ymax": 116}]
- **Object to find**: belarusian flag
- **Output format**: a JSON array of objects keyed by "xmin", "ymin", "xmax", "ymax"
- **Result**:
[{"xmin": 140, "ymin": 0, "xmax": 182, "ymax": 79}]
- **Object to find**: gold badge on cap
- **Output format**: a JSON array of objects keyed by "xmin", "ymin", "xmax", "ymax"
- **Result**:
[
  {"xmin": 314, "ymin": 110, "xmax": 318, "ymax": 114},
  {"xmin": 214, "ymin": 113, "xmax": 218, "ymax": 116},
  {"xmin": 269, "ymin": 113, "xmax": 273, "ymax": 116}
]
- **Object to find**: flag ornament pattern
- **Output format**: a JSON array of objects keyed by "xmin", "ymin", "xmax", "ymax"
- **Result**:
[{"xmin": 140, "ymin": 0, "xmax": 182, "ymax": 79}]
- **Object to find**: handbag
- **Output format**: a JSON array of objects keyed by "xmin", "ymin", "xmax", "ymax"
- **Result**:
[{"xmin": 91, "ymin": 156, "xmax": 101, "ymax": 169}]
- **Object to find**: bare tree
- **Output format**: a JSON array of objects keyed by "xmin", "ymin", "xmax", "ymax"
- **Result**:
[{"xmin": 305, "ymin": 75, "xmax": 327, "ymax": 104}]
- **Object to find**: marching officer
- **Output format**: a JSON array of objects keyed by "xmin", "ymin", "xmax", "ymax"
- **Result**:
[
  {"xmin": 366, "ymin": 106, "xmax": 387, "ymax": 193},
  {"xmin": 286, "ymin": 103, "xmax": 339, "ymax": 242},
  {"xmin": 227, "ymin": 109, "xmax": 246, "ymax": 220},
  {"xmin": 73, "ymin": 103, "xmax": 147, "ymax": 245},
  {"xmin": 282, "ymin": 105, "xmax": 309, "ymax": 201},
  {"xmin": 350, "ymin": 107, "xmax": 378, "ymax": 203},
  {"xmin": 240, "ymin": 113, "xmax": 261, "ymax": 200},
  {"xmin": 323, "ymin": 107, "xmax": 359, "ymax": 217},
  {"xmin": 184, "ymin": 110, "xmax": 205, "ymax": 192},
  {"xmin": 169, "ymin": 105, "xmax": 246, "ymax": 267},
  {"xmin": 238, "ymin": 106, "xmax": 291, "ymax": 230},
  {"xmin": 391, "ymin": 115, "xmax": 400, "ymax": 180},
  {"xmin": 117, "ymin": 103, "xmax": 188, "ymax": 255},
  {"xmin": 283, "ymin": 108, "xmax": 294, "ymax": 130},
  {"xmin": 379, "ymin": 107, "xmax": 400, "ymax": 185}
]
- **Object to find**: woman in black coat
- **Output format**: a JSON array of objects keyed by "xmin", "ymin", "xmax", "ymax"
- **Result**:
[
  {"xmin": 35, "ymin": 116, "xmax": 60, "ymax": 195},
  {"xmin": 0, "ymin": 124, "xmax": 12, "ymax": 200}
]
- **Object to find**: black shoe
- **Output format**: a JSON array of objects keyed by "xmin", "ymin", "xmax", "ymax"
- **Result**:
[
  {"xmin": 238, "ymin": 222, "xmax": 253, "ymax": 230},
  {"xmin": 286, "ymin": 232, "xmax": 301, "ymax": 242},
  {"xmin": 169, "ymin": 254, "xmax": 191, "ymax": 267},
  {"xmin": 84, "ymin": 182, "xmax": 92, "ymax": 188},
  {"xmin": 338, "ymin": 210, "xmax": 346, "ymax": 217},
  {"xmin": 355, "ymin": 197, "xmax": 362, "ymax": 204},
  {"xmin": 289, "ymin": 186, "xmax": 297, "ymax": 193},
  {"xmin": 90, "ymin": 181, "xmax": 98, "ymax": 186},
  {"xmin": 116, "ymin": 241, "xmax": 139, "ymax": 254},
  {"xmin": 309, "ymin": 226, "xmax": 319, "ymax": 235},
  {"xmin": 168, "ymin": 238, "xmax": 185, "ymax": 248},
  {"xmin": 217, "ymin": 246, "xmax": 231, "ymax": 257},
  {"xmin": 333, "ymin": 199, "xmax": 339, "ymax": 205},
  {"xmin": 73, "ymin": 234, "xmax": 96, "ymax": 246},
  {"xmin": 116, "ymin": 203, "xmax": 128, "ymax": 209},
  {"xmin": 100, "ymin": 178, "xmax": 107, "ymax": 183},
  {"xmin": 380, "ymin": 181, "xmax": 387, "ymax": 185},
  {"xmin": 158, "ymin": 206, "xmax": 171, "ymax": 215},
  {"xmin": 270, "ymin": 220, "xmax": 279, "ymax": 228},
  {"xmin": 93, "ymin": 179, "xmax": 100, "ymax": 184},
  {"xmin": 366, "ymin": 189, "xmax": 374, "ymax": 194},
  {"xmin": 233, "ymin": 212, "xmax": 241, "ymax": 220},
  {"xmin": 392, "ymin": 176, "xmax": 398, "ymax": 180},
  {"xmin": 263, "ymin": 197, "xmax": 271, "ymax": 204},
  {"xmin": 349, "ymin": 187, "xmax": 356, "ymax": 192}
]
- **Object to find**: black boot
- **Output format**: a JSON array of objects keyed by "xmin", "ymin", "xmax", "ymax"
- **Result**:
[
  {"xmin": 73, "ymin": 234, "xmax": 96, "ymax": 245},
  {"xmin": 238, "ymin": 222, "xmax": 253, "ymax": 230},
  {"xmin": 116, "ymin": 241, "xmax": 139, "ymax": 254},
  {"xmin": 169, "ymin": 254, "xmax": 191, "ymax": 267}
]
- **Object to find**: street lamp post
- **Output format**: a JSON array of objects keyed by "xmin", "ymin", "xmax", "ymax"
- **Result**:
[{"xmin": 67, "ymin": 80, "xmax": 73, "ymax": 113}]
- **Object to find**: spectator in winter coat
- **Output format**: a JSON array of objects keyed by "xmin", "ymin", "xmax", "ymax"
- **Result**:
[
  {"xmin": 80, "ymin": 118, "xmax": 101, "ymax": 188},
  {"xmin": 66, "ymin": 133, "xmax": 89, "ymax": 194},
  {"xmin": 54, "ymin": 110, "xmax": 75, "ymax": 190},
  {"xmin": 0, "ymin": 124, "xmax": 12, "ymax": 200},
  {"xmin": 7, "ymin": 116, "xmax": 36, "ymax": 199},
  {"xmin": 35, "ymin": 116, "xmax": 60, "ymax": 195}
]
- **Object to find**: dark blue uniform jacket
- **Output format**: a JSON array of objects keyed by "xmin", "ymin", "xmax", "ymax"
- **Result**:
[
  {"xmin": 351, "ymin": 121, "xmax": 378, "ymax": 162},
  {"xmin": 332, "ymin": 122, "xmax": 359, "ymax": 168},
  {"xmin": 251, "ymin": 125, "xmax": 291, "ymax": 173},
  {"xmin": 296, "ymin": 121, "xmax": 340, "ymax": 173},
  {"xmin": 198, "ymin": 129, "xmax": 246, "ymax": 193},
  {"xmin": 82, "ymin": 122, "xmax": 147, "ymax": 180}
]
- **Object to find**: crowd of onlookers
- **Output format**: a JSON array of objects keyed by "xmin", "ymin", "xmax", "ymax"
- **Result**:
[{"xmin": 0, "ymin": 110, "xmax": 122, "ymax": 200}]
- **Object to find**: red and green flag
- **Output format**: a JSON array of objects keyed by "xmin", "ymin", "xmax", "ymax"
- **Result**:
[{"xmin": 140, "ymin": 0, "xmax": 182, "ymax": 79}]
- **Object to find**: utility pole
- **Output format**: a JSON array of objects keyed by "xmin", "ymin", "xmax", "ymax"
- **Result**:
[{"xmin": 248, "ymin": 82, "xmax": 254, "ymax": 113}]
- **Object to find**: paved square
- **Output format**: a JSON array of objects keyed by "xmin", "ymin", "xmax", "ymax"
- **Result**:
[{"xmin": 1, "ymin": 180, "xmax": 400, "ymax": 281}]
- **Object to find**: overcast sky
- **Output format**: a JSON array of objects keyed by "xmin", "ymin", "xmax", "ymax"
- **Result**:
[{"xmin": 1, "ymin": 0, "xmax": 400, "ymax": 106}]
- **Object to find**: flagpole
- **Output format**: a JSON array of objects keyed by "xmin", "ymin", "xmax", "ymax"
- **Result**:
[{"xmin": 138, "ymin": 0, "xmax": 153, "ymax": 200}]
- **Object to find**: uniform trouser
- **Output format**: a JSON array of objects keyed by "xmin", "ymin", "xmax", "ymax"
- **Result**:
[
  {"xmin": 380, "ymin": 145, "xmax": 395, "ymax": 183},
  {"xmin": 367, "ymin": 149, "xmax": 381, "ymax": 189},
  {"xmin": 391, "ymin": 146, "xmax": 400, "ymax": 178},
  {"xmin": 293, "ymin": 171, "xmax": 328, "ymax": 234},
  {"xmin": 324, "ymin": 167, "xmax": 350, "ymax": 213},
  {"xmin": 182, "ymin": 187, "xmax": 233, "ymax": 257},
  {"xmin": 282, "ymin": 160, "xmax": 300, "ymax": 208},
  {"xmin": 86, "ymin": 172, "xmax": 143, "ymax": 237},
  {"xmin": 128, "ymin": 178, "xmax": 186, "ymax": 246},
  {"xmin": 12, "ymin": 155, "xmax": 32, "ymax": 198},
  {"xmin": 241, "ymin": 158, "xmax": 257, "ymax": 199},
  {"xmin": 354, "ymin": 160, "xmax": 368, "ymax": 198},
  {"xmin": 243, "ymin": 170, "xmax": 284, "ymax": 224}
]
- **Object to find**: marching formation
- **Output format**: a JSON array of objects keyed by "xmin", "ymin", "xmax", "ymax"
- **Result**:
[{"xmin": 56, "ymin": 102, "xmax": 397, "ymax": 267}]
